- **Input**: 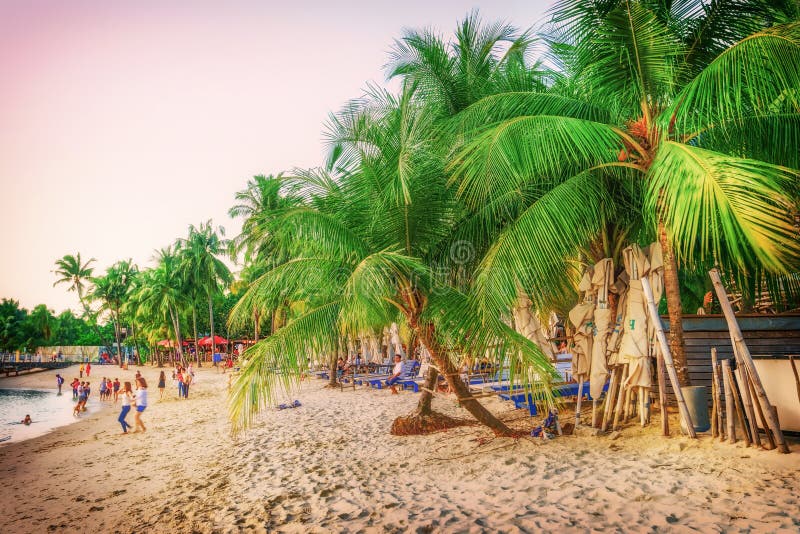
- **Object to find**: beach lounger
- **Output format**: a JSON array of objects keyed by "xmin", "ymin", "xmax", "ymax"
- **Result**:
[{"xmin": 368, "ymin": 360, "xmax": 420, "ymax": 389}]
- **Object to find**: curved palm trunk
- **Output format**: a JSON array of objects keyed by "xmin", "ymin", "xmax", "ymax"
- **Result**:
[
  {"xmin": 415, "ymin": 367, "xmax": 438, "ymax": 415},
  {"xmin": 414, "ymin": 323, "xmax": 513, "ymax": 436},
  {"xmin": 659, "ymin": 222, "xmax": 690, "ymax": 386},
  {"xmin": 169, "ymin": 307, "xmax": 185, "ymax": 367}
]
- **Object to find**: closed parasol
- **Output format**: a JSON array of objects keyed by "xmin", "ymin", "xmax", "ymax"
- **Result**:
[{"xmin": 589, "ymin": 258, "xmax": 614, "ymax": 400}]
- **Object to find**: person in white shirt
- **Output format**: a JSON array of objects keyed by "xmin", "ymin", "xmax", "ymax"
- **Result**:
[
  {"xmin": 117, "ymin": 381, "xmax": 134, "ymax": 434},
  {"xmin": 385, "ymin": 355, "xmax": 404, "ymax": 394},
  {"xmin": 133, "ymin": 377, "xmax": 148, "ymax": 433}
]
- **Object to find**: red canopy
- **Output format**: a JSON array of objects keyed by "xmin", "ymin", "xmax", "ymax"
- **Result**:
[{"xmin": 197, "ymin": 335, "xmax": 228, "ymax": 346}]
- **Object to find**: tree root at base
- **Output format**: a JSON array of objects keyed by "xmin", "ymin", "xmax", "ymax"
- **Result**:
[{"xmin": 390, "ymin": 411, "xmax": 474, "ymax": 435}]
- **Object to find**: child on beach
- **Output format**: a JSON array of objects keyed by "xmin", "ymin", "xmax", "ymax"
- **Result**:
[
  {"xmin": 100, "ymin": 378, "xmax": 108, "ymax": 401},
  {"xmin": 56, "ymin": 374, "xmax": 64, "ymax": 395},
  {"xmin": 118, "ymin": 381, "xmax": 134, "ymax": 434},
  {"xmin": 79, "ymin": 364, "xmax": 85, "ymax": 378},
  {"xmin": 71, "ymin": 378, "xmax": 79, "ymax": 399},
  {"xmin": 85, "ymin": 362, "xmax": 91, "ymax": 377},
  {"xmin": 133, "ymin": 377, "xmax": 147, "ymax": 433},
  {"xmin": 21, "ymin": 415, "xmax": 32, "ymax": 425},
  {"xmin": 113, "ymin": 378, "xmax": 121, "ymax": 403},
  {"xmin": 158, "ymin": 371, "xmax": 166, "ymax": 399}
]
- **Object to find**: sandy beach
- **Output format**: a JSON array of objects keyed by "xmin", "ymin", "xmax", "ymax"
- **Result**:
[{"xmin": 0, "ymin": 365, "xmax": 798, "ymax": 533}]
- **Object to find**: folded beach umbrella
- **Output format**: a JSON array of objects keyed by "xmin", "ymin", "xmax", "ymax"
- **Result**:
[
  {"xmin": 619, "ymin": 245, "xmax": 652, "ymax": 390},
  {"xmin": 645, "ymin": 243, "xmax": 665, "ymax": 349},
  {"xmin": 569, "ymin": 270, "xmax": 595, "ymax": 382},
  {"xmin": 590, "ymin": 258, "xmax": 614, "ymax": 400},
  {"xmin": 606, "ymin": 271, "xmax": 629, "ymax": 367},
  {"xmin": 512, "ymin": 292, "xmax": 556, "ymax": 361},
  {"xmin": 389, "ymin": 323, "xmax": 406, "ymax": 358}
]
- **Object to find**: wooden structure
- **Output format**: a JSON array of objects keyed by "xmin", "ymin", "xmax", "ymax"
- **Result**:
[{"xmin": 663, "ymin": 314, "xmax": 800, "ymax": 432}]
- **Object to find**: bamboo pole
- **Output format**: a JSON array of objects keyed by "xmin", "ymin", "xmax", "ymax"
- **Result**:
[
  {"xmin": 592, "ymin": 398, "xmax": 599, "ymax": 428},
  {"xmin": 722, "ymin": 358, "xmax": 736, "ymax": 443},
  {"xmin": 656, "ymin": 350, "xmax": 669, "ymax": 436},
  {"xmin": 732, "ymin": 344, "xmax": 760, "ymax": 447},
  {"xmin": 711, "ymin": 349, "xmax": 724, "ymax": 440},
  {"xmin": 747, "ymin": 372, "xmax": 775, "ymax": 450},
  {"xmin": 575, "ymin": 380, "xmax": 584, "ymax": 427},
  {"xmin": 601, "ymin": 367, "xmax": 620, "ymax": 431},
  {"xmin": 612, "ymin": 364, "xmax": 629, "ymax": 431},
  {"xmin": 711, "ymin": 363, "xmax": 719, "ymax": 439},
  {"xmin": 724, "ymin": 359, "xmax": 751, "ymax": 447},
  {"xmin": 790, "ymin": 355, "xmax": 800, "ymax": 404},
  {"xmin": 709, "ymin": 269, "xmax": 789, "ymax": 453},
  {"xmin": 640, "ymin": 277, "xmax": 696, "ymax": 438}
]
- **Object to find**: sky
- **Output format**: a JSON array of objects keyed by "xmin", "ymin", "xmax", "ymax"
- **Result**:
[{"xmin": 0, "ymin": 0, "xmax": 551, "ymax": 314}]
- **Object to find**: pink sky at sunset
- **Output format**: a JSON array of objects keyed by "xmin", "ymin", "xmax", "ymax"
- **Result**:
[{"xmin": 0, "ymin": 0, "xmax": 550, "ymax": 314}]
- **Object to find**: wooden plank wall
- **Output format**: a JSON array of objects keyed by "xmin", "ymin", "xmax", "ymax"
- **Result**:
[{"xmin": 661, "ymin": 314, "xmax": 800, "ymax": 396}]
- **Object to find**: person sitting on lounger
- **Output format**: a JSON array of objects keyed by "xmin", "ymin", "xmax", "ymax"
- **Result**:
[{"xmin": 385, "ymin": 355, "xmax": 403, "ymax": 394}]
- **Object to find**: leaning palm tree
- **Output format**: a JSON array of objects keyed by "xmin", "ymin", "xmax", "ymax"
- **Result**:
[
  {"xmin": 445, "ymin": 0, "xmax": 800, "ymax": 384},
  {"xmin": 229, "ymin": 82, "xmax": 557, "ymax": 436}
]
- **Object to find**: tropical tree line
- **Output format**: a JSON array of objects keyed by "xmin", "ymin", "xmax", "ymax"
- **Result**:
[
  {"xmin": 226, "ymin": 1, "xmax": 800, "ymax": 436},
  {"xmin": 0, "ymin": 298, "xmax": 115, "ymax": 352},
  {"xmin": 48, "ymin": 220, "xmax": 244, "ymax": 366}
]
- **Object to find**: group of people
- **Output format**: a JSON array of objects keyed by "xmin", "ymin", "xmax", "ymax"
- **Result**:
[
  {"xmin": 98, "ymin": 377, "xmax": 121, "ymax": 401},
  {"xmin": 72, "ymin": 380, "xmax": 92, "ymax": 416},
  {"xmin": 117, "ymin": 376, "xmax": 148, "ymax": 434},
  {"xmin": 172, "ymin": 364, "xmax": 194, "ymax": 398},
  {"xmin": 78, "ymin": 362, "xmax": 91, "ymax": 378}
]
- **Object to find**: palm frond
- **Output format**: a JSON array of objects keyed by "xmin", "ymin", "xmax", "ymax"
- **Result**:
[{"xmin": 645, "ymin": 141, "xmax": 800, "ymax": 272}]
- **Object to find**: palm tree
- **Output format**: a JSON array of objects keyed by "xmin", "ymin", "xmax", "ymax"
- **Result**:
[
  {"xmin": 228, "ymin": 82, "xmax": 557, "ymax": 436},
  {"xmin": 180, "ymin": 221, "xmax": 232, "ymax": 364},
  {"xmin": 139, "ymin": 246, "xmax": 191, "ymax": 366},
  {"xmin": 445, "ymin": 0, "xmax": 800, "ymax": 384},
  {"xmin": 91, "ymin": 260, "xmax": 137, "ymax": 367},
  {"xmin": 53, "ymin": 253, "xmax": 110, "ymax": 347},
  {"xmin": 29, "ymin": 304, "xmax": 55, "ymax": 345}
]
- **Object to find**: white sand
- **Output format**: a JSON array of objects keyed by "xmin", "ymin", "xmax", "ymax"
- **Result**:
[{"xmin": 0, "ymin": 365, "xmax": 798, "ymax": 533}]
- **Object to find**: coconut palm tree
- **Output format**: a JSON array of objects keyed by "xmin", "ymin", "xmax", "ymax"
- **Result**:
[
  {"xmin": 138, "ymin": 246, "xmax": 191, "ymax": 365},
  {"xmin": 445, "ymin": 0, "xmax": 800, "ymax": 384},
  {"xmin": 180, "ymin": 221, "xmax": 232, "ymax": 364},
  {"xmin": 53, "ymin": 253, "xmax": 109, "ymax": 345},
  {"xmin": 91, "ymin": 259, "xmax": 138, "ymax": 367},
  {"xmin": 228, "ymin": 82, "xmax": 557, "ymax": 436}
]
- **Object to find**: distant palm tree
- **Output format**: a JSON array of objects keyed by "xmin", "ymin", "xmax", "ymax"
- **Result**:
[
  {"xmin": 91, "ymin": 259, "xmax": 137, "ymax": 367},
  {"xmin": 53, "ymin": 253, "xmax": 109, "ymax": 346},
  {"xmin": 180, "ymin": 221, "xmax": 232, "ymax": 364}
]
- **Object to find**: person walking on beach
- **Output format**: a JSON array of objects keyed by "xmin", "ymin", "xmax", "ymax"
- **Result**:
[
  {"xmin": 176, "ymin": 368, "xmax": 184, "ymax": 398},
  {"xmin": 158, "ymin": 371, "xmax": 166, "ymax": 399},
  {"xmin": 56, "ymin": 374, "xmax": 64, "ymax": 395},
  {"xmin": 99, "ymin": 378, "xmax": 108, "ymax": 401},
  {"xmin": 79, "ymin": 364, "xmax": 85, "ymax": 378},
  {"xmin": 133, "ymin": 377, "xmax": 147, "ymax": 433},
  {"xmin": 85, "ymin": 362, "xmax": 91, "ymax": 377},
  {"xmin": 118, "ymin": 381, "xmax": 134, "ymax": 434},
  {"xmin": 113, "ymin": 378, "xmax": 121, "ymax": 403},
  {"xmin": 71, "ymin": 378, "xmax": 79, "ymax": 399},
  {"xmin": 183, "ymin": 369, "xmax": 192, "ymax": 399}
]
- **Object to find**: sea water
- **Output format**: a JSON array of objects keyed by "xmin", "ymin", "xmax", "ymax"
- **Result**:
[{"xmin": 0, "ymin": 388, "xmax": 100, "ymax": 445}]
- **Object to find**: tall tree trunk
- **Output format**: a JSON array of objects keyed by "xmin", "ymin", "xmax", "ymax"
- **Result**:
[
  {"xmin": 327, "ymin": 350, "xmax": 338, "ymax": 387},
  {"xmin": 169, "ymin": 307, "xmax": 185, "ymax": 367},
  {"xmin": 208, "ymin": 296, "xmax": 214, "ymax": 368},
  {"xmin": 192, "ymin": 308, "xmax": 200, "ymax": 367},
  {"xmin": 113, "ymin": 307, "xmax": 124, "ymax": 368},
  {"xmin": 253, "ymin": 308, "xmax": 260, "ymax": 343},
  {"xmin": 131, "ymin": 319, "xmax": 141, "ymax": 365},
  {"xmin": 659, "ymin": 222, "xmax": 690, "ymax": 386},
  {"xmin": 414, "ymin": 323, "xmax": 514, "ymax": 436}
]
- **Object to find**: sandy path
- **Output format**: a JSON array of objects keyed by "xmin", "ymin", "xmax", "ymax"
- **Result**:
[{"xmin": 1, "ymin": 367, "xmax": 798, "ymax": 533}]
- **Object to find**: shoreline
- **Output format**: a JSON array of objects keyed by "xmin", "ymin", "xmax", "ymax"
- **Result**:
[{"xmin": 0, "ymin": 367, "xmax": 798, "ymax": 532}]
